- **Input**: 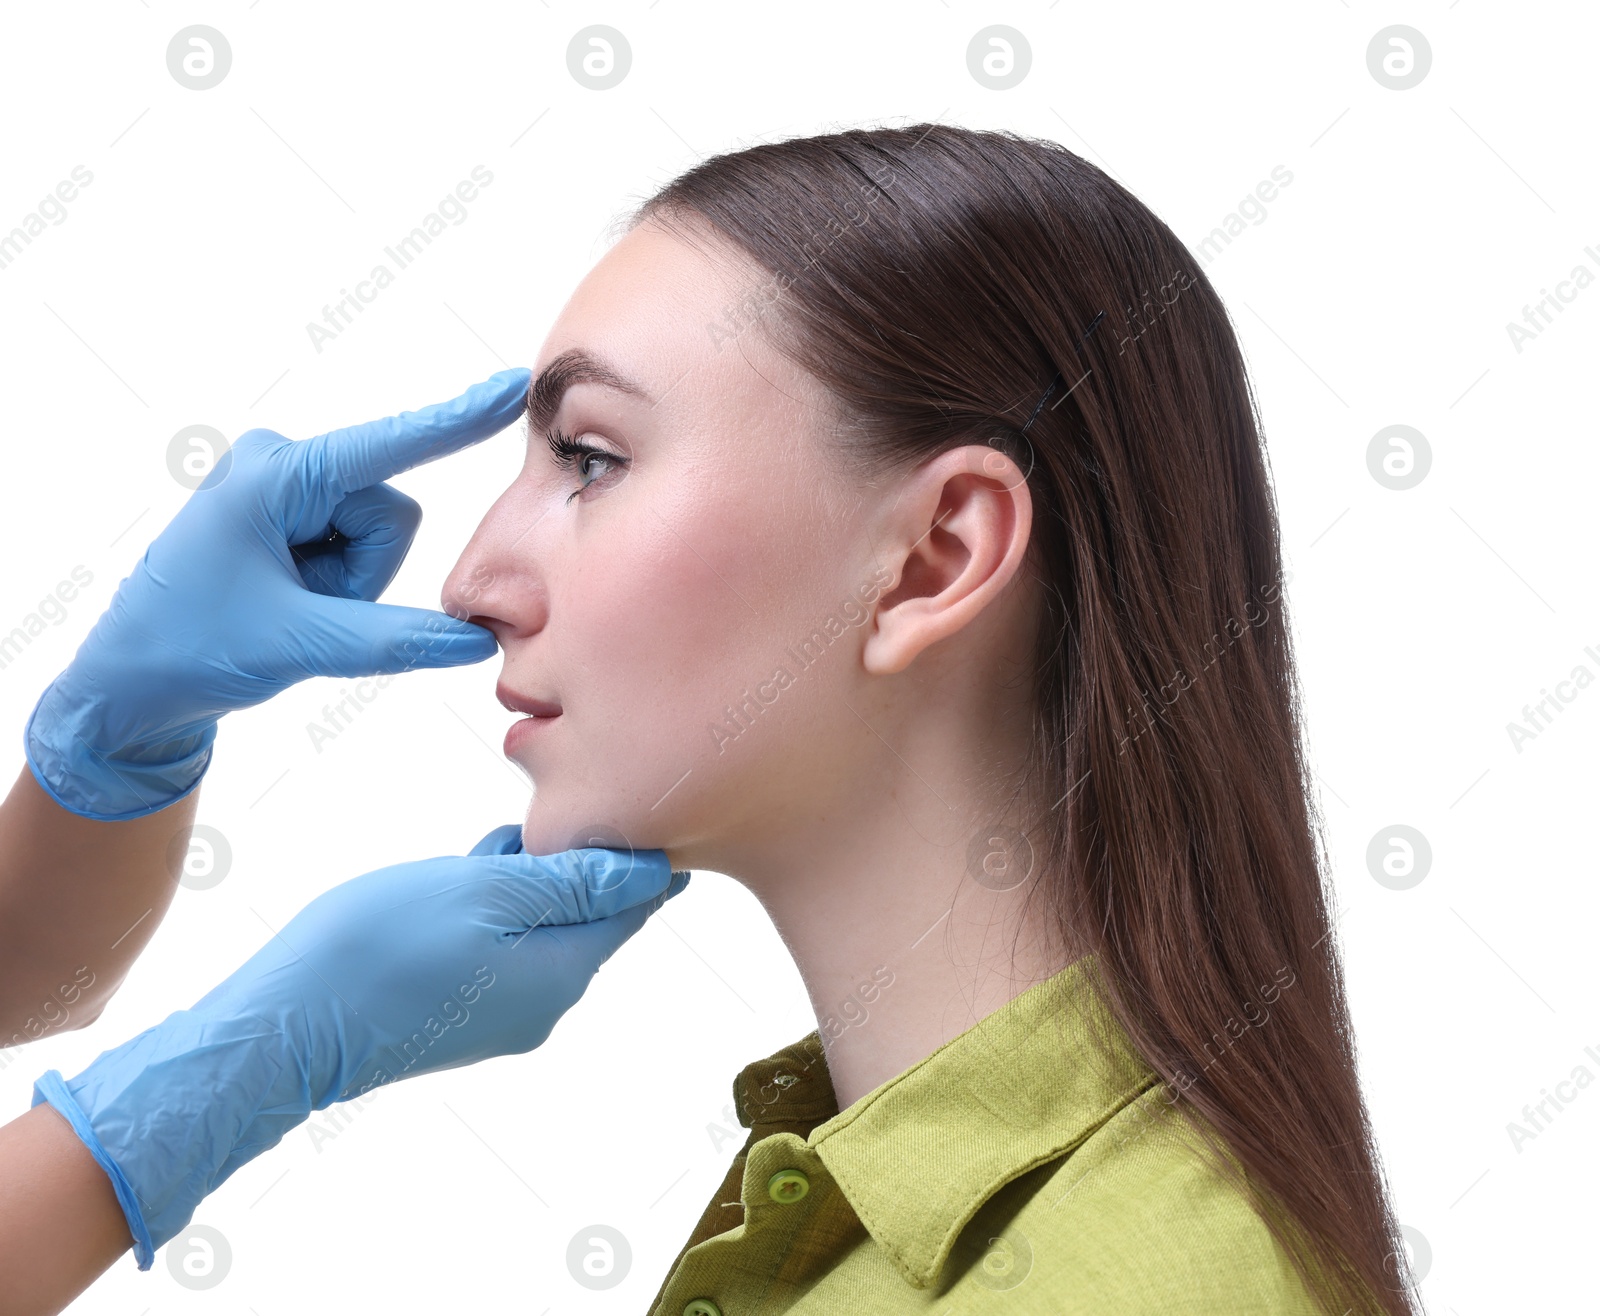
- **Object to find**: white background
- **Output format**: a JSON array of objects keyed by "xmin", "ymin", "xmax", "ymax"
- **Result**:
[{"xmin": 1, "ymin": 2, "xmax": 1594, "ymax": 1312}]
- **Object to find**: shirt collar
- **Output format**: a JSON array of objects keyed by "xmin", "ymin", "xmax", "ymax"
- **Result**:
[{"xmin": 728, "ymin": 955, "xmax": 1159, "ymax": 1290}]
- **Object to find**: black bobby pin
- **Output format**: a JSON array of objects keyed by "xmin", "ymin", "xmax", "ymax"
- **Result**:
[{"xmin": 1020, "ymin": 310, "xmax": 1107, "ymax": 433}]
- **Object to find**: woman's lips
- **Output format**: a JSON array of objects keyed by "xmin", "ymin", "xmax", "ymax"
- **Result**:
[
  {"xmin": 496, "ymin": 681, "xmax": 562, "ymax": 718},
  {"xmin": 496, "ymin": 682, "xmax": 562, "ymax": 758}
]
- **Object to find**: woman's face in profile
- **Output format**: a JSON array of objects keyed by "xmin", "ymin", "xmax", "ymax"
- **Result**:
[{"xmin": 441, "ymin": 218, "xmax": 878, "ymax": 868}]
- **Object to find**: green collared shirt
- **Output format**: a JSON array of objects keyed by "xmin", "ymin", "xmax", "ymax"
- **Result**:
[{"xmin": 648, "ymin": 955, "xmax": 1324, "ymax": 1315}]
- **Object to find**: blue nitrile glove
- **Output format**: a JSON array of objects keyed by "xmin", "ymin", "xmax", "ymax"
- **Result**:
[
  {"xmin": 32, "ymin": 824, "xmax": 691, "ymax": 1270},
  {"xmin": 24, "ymin": 367, "xmax": 531, "ymax": 821}
]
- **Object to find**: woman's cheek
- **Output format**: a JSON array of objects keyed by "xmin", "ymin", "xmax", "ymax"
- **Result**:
[{"xmin": 572, "ymin": 542, "xmax": 715, "ymax": 772}]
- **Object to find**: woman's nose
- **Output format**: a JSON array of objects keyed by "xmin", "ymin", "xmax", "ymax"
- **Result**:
[
  {"xmin": 441, "ymin": 554, "xmax": 497, "ymax": 624},
  {"xmin": 442, "ymin": 484, "xmax": 546, "ymax": 632},
  {"xmin": 441, "ymin": 527, "xmax": 504, "ymax": 624},
  {"xmin": 444, "ymin": 480, "xmax": 556, "ymax": 640}
]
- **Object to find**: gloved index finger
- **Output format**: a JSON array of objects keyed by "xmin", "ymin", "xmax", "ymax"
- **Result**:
[{"xmin": 299, "ymin": 367, "xmax": 531, "ymax": 498}]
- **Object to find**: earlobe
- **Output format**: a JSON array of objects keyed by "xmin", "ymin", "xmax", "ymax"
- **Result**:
[{"xmin": 860, "ymin": 444, "xmax": 1033, "ymax": 677}]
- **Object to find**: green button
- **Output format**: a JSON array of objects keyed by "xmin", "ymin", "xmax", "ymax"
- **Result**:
[
  {"xmin": 683, "ymin": 1301, "xmax": 722, "ymax": 1316},
  {"xmin": 767, "ymin": 1168, "xmax": 810, "ymax": 1203}
]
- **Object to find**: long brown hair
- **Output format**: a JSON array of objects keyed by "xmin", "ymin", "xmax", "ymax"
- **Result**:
[{"xmin": 629, "ymin": 123, "xmax": 1416, "ymax": 1316}]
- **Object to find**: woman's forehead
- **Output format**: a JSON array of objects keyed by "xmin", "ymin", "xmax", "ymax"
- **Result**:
[{"xmin": 534, "ymin": 223, "xmax": 823, "ymax": 429}]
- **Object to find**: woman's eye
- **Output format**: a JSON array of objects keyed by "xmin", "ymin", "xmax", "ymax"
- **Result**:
[
  {"xmin": 574, "ymin": 449, "xmax": 615, "ymax": 486},
  {"xmin": 545, "ymin": 428, "xmax": 628, "ymax": 501}
]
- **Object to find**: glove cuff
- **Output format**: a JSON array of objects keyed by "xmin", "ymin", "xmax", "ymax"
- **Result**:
[
  {"xmin": 33, "ymin": 1070, "xmax": 158, "ymax": 1270},
  {"xmin": 24, "ymin": 678, "xmax": 217, "ymax": 821},
  {"xmin": 34, "ymin": 1011, "xmax": 308, "ymax": 1262}
]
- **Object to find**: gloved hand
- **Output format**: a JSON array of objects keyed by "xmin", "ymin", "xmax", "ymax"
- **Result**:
[
  {"xmin": 25, "ymin": 367, "xmax": 530, "ymax": 821},
  {"xmin": 32, "ymin": 824, "xmax": 690, "ymax": 1270}
]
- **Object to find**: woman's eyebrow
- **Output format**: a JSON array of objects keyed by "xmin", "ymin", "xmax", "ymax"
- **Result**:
[{"xmin": 526, "ymin": 348, "xmax": 652, "ymax": 431}]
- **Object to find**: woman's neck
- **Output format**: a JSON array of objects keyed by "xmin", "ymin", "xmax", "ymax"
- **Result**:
[
  {"xmin": 726, "ymin": 761, "xmax": 1070, "ymax": 1111},
  {"xmin": 783, "ymin": 866, "xmax": 1068, "ymax": 1111}
]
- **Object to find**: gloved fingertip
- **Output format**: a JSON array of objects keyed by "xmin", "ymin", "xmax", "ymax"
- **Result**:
[
  {"xmin": 469, "ymin": 823, "xmax": 525, "ymax": 857},
  {"xmin": 402, "ymin": 624, "xmax": 499, "ymax": 667},
  {"xmin": 490, "ymin": 365, "xmax": 533, "ymax": 390},
  {"xmin": 452, "ymin": 368, "xmax": 532, "ymax": 430},
  {"xmin": 568, "ymin": 848, "xmax": 681, "ymax": 921},
  {"xmin": 641, "ymin": 870, "xmax": 690, "ymax": 917},
  {"xmin": 438, "ymin": 616, "xmax": 498, "ymax": 641}
]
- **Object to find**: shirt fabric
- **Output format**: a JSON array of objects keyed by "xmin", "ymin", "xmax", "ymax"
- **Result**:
[{"xmin": 647, "ymin": 955, "xmax": 1326, "ymax": 1315}]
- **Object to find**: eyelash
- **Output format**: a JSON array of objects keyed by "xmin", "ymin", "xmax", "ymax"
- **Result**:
[{"xmin": 544, "ymin": 427, "xmax": 628, "ymax": 502}]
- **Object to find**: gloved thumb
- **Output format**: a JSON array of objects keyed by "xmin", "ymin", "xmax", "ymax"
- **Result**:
[
  {"xmin": 289, "ymin": 592, "xmax": 498, "ymax": 680},
  {"xmin": 485, "ymin": 846, "xmax": 682, "ymax": 928},
  {"xmin": 537, "ymin": 869, "xmax": 692, "ymax": 972}
]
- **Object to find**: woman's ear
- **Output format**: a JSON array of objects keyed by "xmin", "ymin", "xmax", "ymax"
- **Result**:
[{"xmin": 861, "ymin": 443, "xmax": 1034, "ymax": 677}]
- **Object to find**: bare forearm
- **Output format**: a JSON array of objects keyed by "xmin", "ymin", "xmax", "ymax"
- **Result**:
[
  {"xmin": 0, "ymin": 1103, "xmax": 129, "ymax": 1315},
  {"xmin": 0, "ymin": 766, "xmax": 197, "ymax": 1040}
]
